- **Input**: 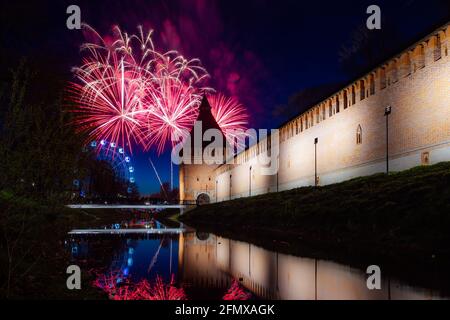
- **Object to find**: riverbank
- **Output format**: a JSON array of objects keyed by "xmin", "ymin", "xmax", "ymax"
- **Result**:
[
  {"xmin": 0, "ymin": 191, "xmax": 131, "ymax": 299},
  {"xmin": 180, "ymin": 162, "xmax": 450, "ymax": 290}
]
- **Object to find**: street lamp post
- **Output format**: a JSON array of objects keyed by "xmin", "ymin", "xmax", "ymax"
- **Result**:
[
  {"xmin": 215, "ymin": 180, "xmax": 218, "ymax": 203},
  {"xmin": 384, "ymin": 106, "xmax": 392, "ymax": 174},
  {"xmin": 276, "ymin": 157, "xmax": 279, "ymax": 192},
  {"xmin": 229, "ymin": 174, "xmax": 232, "ymax": 200},
  {"xmin": 249, "ymin": 166, "xmax": 252, "ymax": 197},
  {"xmin": 314, "ymin": 137, "xmax": 319, "ymax": 186},
  {"xmin": 276, "ymin": 171, "xmax": 279, "ymax": 193}
]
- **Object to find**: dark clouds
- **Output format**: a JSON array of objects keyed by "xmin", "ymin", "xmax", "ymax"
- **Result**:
[
  {"xmin": 144, "ymin": 0, "xmax": 269, "ymax": 127},
  {"xmin": 73, "ymin": 0, "xmax": 269, "ymax": 127}
]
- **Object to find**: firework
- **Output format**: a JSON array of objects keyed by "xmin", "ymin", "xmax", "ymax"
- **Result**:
[
  {"xmin": 69, "ymin": 24, "xmax": 211, "ymax": 154},
  {"xmin": 69, "ymin": 24, "xmax": 250, "ymax": 156},
  {"xmin": 68, "ymin": 24, "xmax": 149, "ymax": 154},
  {"xmin": 208, "ymin": 93, "xmax": 249, "ymax": 147},
  {"xmin": 143, "ymin": 78, "xmax": 202, "ymax": 153},
  {"xmin": 142, "ymin": 51, "xmax": 212, "ymax": 154}
]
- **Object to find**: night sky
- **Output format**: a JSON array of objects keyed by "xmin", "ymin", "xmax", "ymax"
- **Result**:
[{"xmin": 1, "ymin": 0, "xmax": 449, "ymax": 194}]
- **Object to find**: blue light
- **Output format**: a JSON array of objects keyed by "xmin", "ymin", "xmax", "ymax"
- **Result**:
[
  {"xmin": 130, "ymin": 177, "xmax": 135, "ymax": 183},
  {"xmin": 110, "ymin": 142, "xmax": 116, "ymax": 148},
  {"xmin": 129, "ymin": 166, "xmax": 134, "ymax": 173},
  {"xmin": 123, "ymin": 268, "xmax": 129, "ymax": 277},
  {"xmin": 118, "ymin": 148, "xmax": 124, "ymax": 154},
  {"xmin": 127, "ymin": 258, "xmax": 133, "ymax": 267},
  {"xmin": 100, "ymin": 140, "xmax": 106, "ymax": 146},
  {"xmin": 90, "ymin": 141, "xmax": 97, "ymax": 147},
  {"xmin": 125, "ymin": 156, "xmax": 130, "ymax": 163}
]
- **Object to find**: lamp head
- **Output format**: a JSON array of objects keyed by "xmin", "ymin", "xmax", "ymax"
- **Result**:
[{"xmin": 385, "ymin": 105, "xmax": 392, "ymax": 115}]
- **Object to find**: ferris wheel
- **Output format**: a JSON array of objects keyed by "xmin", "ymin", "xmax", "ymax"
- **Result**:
[{"xmin": 89, "ymin": 140, "xmax": 136, "ymax": 193}]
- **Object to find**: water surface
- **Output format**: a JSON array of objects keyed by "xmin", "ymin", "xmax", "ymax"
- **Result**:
[{"xmin": 66, "ymin": 213, "xmax": 448, "ymax": 300}]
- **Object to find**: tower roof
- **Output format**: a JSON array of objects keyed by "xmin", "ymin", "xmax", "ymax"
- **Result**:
[
  {"xmin": 194, "ymin": 95, "xmax": 223, "ymax": 134},
  {"xmin": 186, "ymin": 95, "xmax": 228, "ymax": 155}
]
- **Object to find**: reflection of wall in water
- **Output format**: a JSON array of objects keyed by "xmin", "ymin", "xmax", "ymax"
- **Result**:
[
  {"xmin": 183, "ymin": 233, "xmax": 445, "ymax": 300},
  {"xmin": 216, "ymin": 237, "xmax": 279, "ymax": 299},
  {"xmin": 178, "ymin": 232, "xmax": 230, "ymax": 290}
]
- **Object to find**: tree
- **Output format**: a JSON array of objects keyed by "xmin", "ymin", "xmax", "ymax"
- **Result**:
[{"xmin": 0, "ymin": 58, "xmax": 136, "ymax": 202}]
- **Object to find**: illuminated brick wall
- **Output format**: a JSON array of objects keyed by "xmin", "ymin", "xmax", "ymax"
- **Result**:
[{"xmin": 184, "ymin": 23, "xmax": 450, "ymax": 203}]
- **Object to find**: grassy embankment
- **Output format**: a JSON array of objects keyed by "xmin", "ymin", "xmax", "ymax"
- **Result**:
[
  {"xmin": 0, "ymin": 191, "xmax": 130, "ymax": 299},
  {"xmin": 181, "ymin": 162, "xmax": 450, "ymax": 273}
]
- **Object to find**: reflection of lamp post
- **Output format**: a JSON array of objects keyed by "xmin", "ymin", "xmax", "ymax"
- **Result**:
[
  {"xmin": 229, "ymin": 174, "xmax": 232, "ymax": 200},
  {"xmin": 169, "ymin": 238, "xmax": 173, "ymax": 275},
  {"xmin": 249, "ymin": 166, "xmax": 252, "ymax": 197},
  {"xmin": 248, "ymin": 243, "xmax": 251, "ymax": 277},
  {"xmin": 384, "ymin": 106, "xmax": 392, "ymax": 174},
  {"xmin": 276, "ymin": 157, "xmax": 279, "ymax": 192},
  {"xmin": 215, "ymin": 180, "xmax": 218, "ymax": 203},
  {"xmin": 314, "ymin": 137, "xmax": 319, "ymax": 186}
]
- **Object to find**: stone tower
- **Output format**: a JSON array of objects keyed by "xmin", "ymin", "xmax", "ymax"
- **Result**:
[{"xmin": 179, "ymin": 96, "xmax": 226, "ymax": 205}]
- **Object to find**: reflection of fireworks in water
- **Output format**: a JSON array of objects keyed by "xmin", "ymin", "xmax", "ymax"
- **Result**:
[
  {"xmin": 222, "ymin": 279, "xmax": 252, "ymax": 300},
  {"xmin": 141, "ymin": 275, "xmax": 187, "ymax": 300},
  {"xmin": 92, "ymin": 270, "xmax": 186, "ymax": 300},
  {"xmin": 208, "ymin": 93, "xmax": 249, "ymax": 147},
  {"xmin": 92, "ymin": 269, "xmax": 251, "ymax": 300}
]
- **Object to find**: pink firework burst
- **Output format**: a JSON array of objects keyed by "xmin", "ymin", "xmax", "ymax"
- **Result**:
[
  {"xmin": 69, "ymin": 24, "xmax": 211, "ymax": 154},
  {"xmin": 141, "ymin": 50, "xmax": 212, "ymax": 154},
  {"xmin": 68, "ymin": 25, "xmax": 149, "ymax": 154},
  {"xmin": 208, "ymin": 93, "xmax": 249, "ymax": 147},
  {"xmin": 143, "ymin": 77, "xmax": 202, "ymax": 154}
]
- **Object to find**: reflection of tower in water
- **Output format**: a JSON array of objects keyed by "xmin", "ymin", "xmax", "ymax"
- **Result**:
[
  {"xmin": 178, "ymin": 232, "xmax": 231, "ymax": 298},
  {"xmin": 178, "ymin": 231, "xmax": 280, "ymax": 299}
]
